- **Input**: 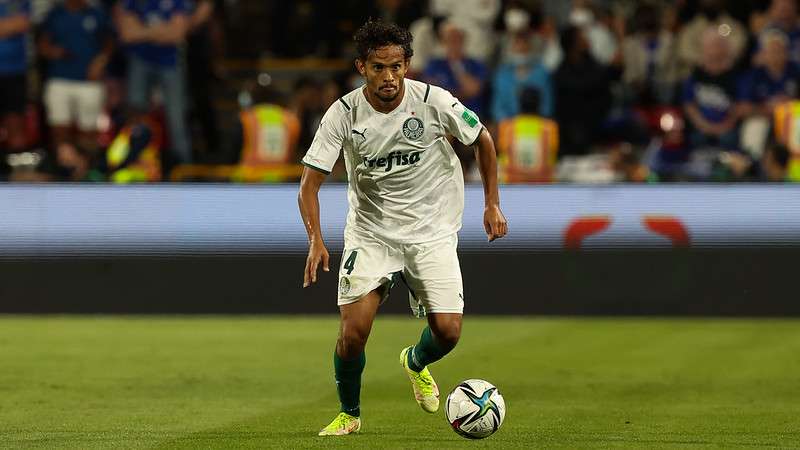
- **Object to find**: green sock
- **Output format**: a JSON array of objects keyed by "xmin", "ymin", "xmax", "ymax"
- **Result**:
[
  {"xmin": 407, "ymin": 326, "xmax": 451, "ymax": 372},
  {"xmin": 334, "ymin": 351, "xmax": 365, "ymax": 417}
]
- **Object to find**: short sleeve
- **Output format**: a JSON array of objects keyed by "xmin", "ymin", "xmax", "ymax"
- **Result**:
[
  {"xmin": 429, "ymin": 85, "xmax": 483, "ymax": 146},
  {"xmin": 301, "ymin": 102, "xmax": 349, "ymax": 174}
]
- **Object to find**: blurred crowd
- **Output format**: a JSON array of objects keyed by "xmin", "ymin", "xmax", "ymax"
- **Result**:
[
  {"xmin": 2, "ymin": 0, "xmax": 800, "ymax": 183},
  {"xmin": 0, "ymin": 0, "xmax": 224, "ymax": 182}
]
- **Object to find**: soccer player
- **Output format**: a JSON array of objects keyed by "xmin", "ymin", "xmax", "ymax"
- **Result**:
[{"xmin": 298, "ymin": 19, "xmax": 508, "ymax": 436}]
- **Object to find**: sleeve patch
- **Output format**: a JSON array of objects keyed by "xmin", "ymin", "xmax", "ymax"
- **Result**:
[{"xmin": 461, "ymin": 109, "xmax": 479, "ymax": 128}]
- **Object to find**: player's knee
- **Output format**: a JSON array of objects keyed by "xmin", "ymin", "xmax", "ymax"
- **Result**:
[
  {"xmin": 338, "ymin": 329, "xmax": 368, "ymax": 358},
  {"xmin": 433, "ymin": 323, "xmax": 461, "ymax": 349}
]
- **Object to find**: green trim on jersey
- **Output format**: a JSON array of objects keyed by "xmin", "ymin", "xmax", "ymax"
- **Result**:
[
  {"xmin": 301, "ymin": 160, "xmax": 332, "ymax": 175},
  {"xmin": 469, "ymin": 126, "xmax": 485, "ymax": 146}
]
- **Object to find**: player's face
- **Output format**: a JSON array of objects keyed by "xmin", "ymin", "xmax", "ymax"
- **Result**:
[{"xmin": 357, "ymin": 45, "xmax": 409, "ymax": 103}]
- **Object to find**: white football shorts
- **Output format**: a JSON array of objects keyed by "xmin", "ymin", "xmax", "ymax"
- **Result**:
[{"xmin": 337, "ymin": 230, "xmax": 464, "ymax": 316}]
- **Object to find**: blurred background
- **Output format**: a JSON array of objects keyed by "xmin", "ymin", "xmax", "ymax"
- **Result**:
[
  {"xmin": 2, "ymin": 0, "xmax": 800, "ymax": 183},
  {"xmin": 1, "ymin": 0, "xmax": 800, "ymax": 316}
]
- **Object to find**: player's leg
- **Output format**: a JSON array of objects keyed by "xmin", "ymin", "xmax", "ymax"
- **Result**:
[
  {"xmin": 320, "ymin": 233, "xmax": 403, "ymax": 435},
  {"xmin": 410, "ymin": 311, "xmax": 462, "ymax": 371},
  {"xmin": 335, "ymin": 288, "xmax": 381, "ymax": 413},
  {"xmin": 400, "ymin": 234, "xmax": 464, "ymax": 413},
  {"xmin": 318, "ymin": 288, "xmax": 379, "ymax": 436}
]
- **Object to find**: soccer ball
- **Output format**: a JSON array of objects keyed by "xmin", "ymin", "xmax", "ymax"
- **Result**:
[{"xmin": 445, "ymin": 379, "xmax": 506, "ymax": 439}]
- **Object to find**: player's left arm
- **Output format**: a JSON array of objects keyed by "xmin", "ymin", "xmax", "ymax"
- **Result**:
[{"xmin": 472, "ymin": 127, "xmax": 508, "ymax": 242}]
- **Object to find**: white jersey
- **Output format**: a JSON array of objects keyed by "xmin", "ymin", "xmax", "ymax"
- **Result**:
[{"xmin": 302, "ymin": 79, "xmax": 483, "ymax": 244}]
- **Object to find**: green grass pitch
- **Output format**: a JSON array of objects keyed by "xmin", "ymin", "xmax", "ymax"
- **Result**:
[{"xmin": 1, "ymin": 316, "xmax": 799, "ymax": 449}]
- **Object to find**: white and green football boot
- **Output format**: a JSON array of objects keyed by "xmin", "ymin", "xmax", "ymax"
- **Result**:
[
  {"xmin": 400, "ymin": 346, "xmax": 440, "ymax": 413},
  {"xmin": 318, "ymin": 412, "xmax": 361, "ymax": 436}
]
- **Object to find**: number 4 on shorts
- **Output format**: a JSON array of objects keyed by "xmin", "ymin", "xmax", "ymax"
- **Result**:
[{"xmin": 343, "ymin": 250, "xmax": 358, "ymax": 275}]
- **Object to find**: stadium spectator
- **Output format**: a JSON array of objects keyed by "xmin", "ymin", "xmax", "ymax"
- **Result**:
[
  {"xmin": 567, "ymin": 0, "xmax": 621, "ymax": 67},
  {"xmin": 739, "ymin": 30, "xmax": 799, "ymax": 157},
  {"xmin": 763, "ymin": 0, "xmax": 800, "ymax": 64},
  {"xmin": 104, "ymin": 113, "xmax": 162, "ymax": 182},
  {"xmin": 423, "ymin": 19, "xmax": 488, "ymax": 117},
  {"xmin": 771, "ymin": 95, "xmax": 800, "ymax": 157},
  {"xmin": 0, "ymin": 0, "xmax": 31, "ymax": 155},
  {"xmin": 186, "ymin": 0, "xmax": 224, "ymax": 160},
  {"xmin": 676, "ymin": 0, "xmax": 748, "ymax": 79},
  {"xmin": 491, "ymin": 25, "xmax": 553, "ymax": 121},
  {"xmin": 429, "ymin": 0, "xmax": 500, "ymax": 63},
  {"xmin": 38, "ymin": 0, "xmax": 114, "ymax": 161},
  {"xmin": 682, "ymin": 28, "xmax": 742, "ymax": 152},
  {"xmin": 496, "ymin": 2, "xmax": 561, "ymax": 72},
  {"xmin": 496, "ymin": 87, "xmax": 558, "ymax": 183},
  {"xmin": 288, "ymin": 78, "xmax": 322, "ymax": 156},
  {"xmin": 539, "ymin": 0, "xmax": 572, "ymax": 27},
  {"xmin": 119, "ymin": 0, "xmax": 191, "ymax": 164},
  {"xmin": 408, "ymin": 13, "xmax": 445, "ymax": 79},
  {"xmin": 233, "ymin": 85, "xmax": 300, "ymax": 174},
  {"xmin": 419, "ymin": 20, "xmax": 488, "ymax": 179},
  {"xmin": 621, "ymin": 3, "xmax": 679, "ymax": 106},
  {"xmin": 554, "ymin": 25, "xmax": 618, "ymax": 156},
  {"xmin": 95, "ymin": 0, "xmax": 130, "ymax": 143}
]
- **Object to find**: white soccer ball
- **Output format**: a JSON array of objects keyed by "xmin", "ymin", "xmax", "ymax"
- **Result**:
[{"xmin": 445, "ymin": 379, "xmax": 506, "ymax": 439}]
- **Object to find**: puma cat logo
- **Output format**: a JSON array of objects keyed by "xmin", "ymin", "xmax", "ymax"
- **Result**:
[{"xmin": 351, "ymin": 128, "xmax": 367, "ymax": 142}]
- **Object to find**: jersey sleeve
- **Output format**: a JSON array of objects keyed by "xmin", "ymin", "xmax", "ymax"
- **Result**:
[
  {"xmin": 301, "ymin": 101, "xmax": 349, "ymax": 174},
  {"xmin": 429, "ymin": 85, "xmax": 483, "ymax": 146}
]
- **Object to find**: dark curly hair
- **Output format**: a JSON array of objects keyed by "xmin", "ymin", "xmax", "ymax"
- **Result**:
[{"xmin": 353, "ymin": 19, "xmax": 414, "ymax": 61}]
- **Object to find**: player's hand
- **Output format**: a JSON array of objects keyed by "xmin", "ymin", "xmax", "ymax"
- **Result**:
[
  {"xmin": 484, "ymin": 204, "xmax": 508, "ymax": 242},
  {"xmin": 303, "ymin": 240, "xmax": 330, "ymax": 288}
]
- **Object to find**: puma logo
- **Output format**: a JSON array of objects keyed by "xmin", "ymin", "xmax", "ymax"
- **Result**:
[{"xmin": 351, "ymin": 128, "xmax": 367, "ymax": 142}]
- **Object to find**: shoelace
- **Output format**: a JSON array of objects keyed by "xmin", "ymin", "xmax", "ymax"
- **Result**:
[
  {"xmin": 413, "ymin": 371, "xmax": 435, "ymax": 395},
  {"xmin": 336, "ymin": 413, "xmax": 357, "ymax": 428}
]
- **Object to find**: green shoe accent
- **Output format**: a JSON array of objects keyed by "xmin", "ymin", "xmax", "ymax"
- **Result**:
[
  {"xmin": 400, "ymin": 346, "xmax": 440, "ymax": 413},
  {"xmin": 318, "ymin": 412, "xmax": 362, "ymax": 436}
]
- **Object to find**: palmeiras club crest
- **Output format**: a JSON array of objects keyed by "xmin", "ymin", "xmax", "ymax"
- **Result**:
[
  {"xmin": 339, "ymin": 277, "xmax": 351, "ymax": 296},
  {"xmin": 402, "ymin": 117, "xmax": 424, "ymax": 140}
]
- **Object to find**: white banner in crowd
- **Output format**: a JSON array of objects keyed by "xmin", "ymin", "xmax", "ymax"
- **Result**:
[{"xmin": 1, "ymin": 184, "xmax": 799, "ymax": 257}]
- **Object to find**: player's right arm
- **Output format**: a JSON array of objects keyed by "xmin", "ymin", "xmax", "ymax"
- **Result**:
[
  {"xmin": 298, "ymin": 167, "xmax": 329, "ymax": 288},
  {"xmin": 296, "ymin": 98, "xmax": 349, "ymax": 288}
]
